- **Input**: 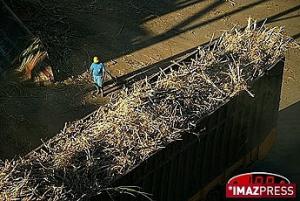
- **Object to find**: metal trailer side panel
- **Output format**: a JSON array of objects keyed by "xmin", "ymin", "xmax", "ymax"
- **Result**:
[{"xmin": 92, "ymin": 60, "xmax": 284, "ymax": 201}]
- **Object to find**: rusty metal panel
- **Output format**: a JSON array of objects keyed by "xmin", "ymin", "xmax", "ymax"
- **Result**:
[{"xmin": 92, "ymin": 59, "xmax": 284, "ymax": 201}]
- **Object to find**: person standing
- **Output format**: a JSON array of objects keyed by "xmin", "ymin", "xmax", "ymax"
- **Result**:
[{"xmin": 90, "ymin": 56, "xmax": 105, "ymax": 96}]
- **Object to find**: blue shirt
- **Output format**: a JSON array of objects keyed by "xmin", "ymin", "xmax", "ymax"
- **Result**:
[{"xmin": 90, "ymin": 63, "xmax": 105, "ymax": 76}]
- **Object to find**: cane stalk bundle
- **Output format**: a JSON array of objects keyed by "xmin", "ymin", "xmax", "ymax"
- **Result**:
[{"xmin": 0, "ymin": 19, "xmax": 298, "ymax": 200}]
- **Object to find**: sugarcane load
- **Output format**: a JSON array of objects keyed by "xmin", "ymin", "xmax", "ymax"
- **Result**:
[{"xmin": 0, "ymin": 18, "xmax": 298, "ymax": 201}]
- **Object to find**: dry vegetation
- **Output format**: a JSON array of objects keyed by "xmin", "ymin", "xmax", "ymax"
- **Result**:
[
  {"xmin": 6, "ymin": 0, "xmax": 83, "ymax": 79},
  {"xmin": 0, "ymin": 19, "xmax": 298, "ymax": 200}
]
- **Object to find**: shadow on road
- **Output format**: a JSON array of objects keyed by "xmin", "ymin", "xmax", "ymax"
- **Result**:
[
  {"xmin": 7, "ymin": 0, "xmax": 273, "ymax": 79},
  {"xmin": 247, "ymin": 101, "xmax": 300, "ymax": 196},
  {"xmin": 1, "ymin": 0, "xmax": 300, "ymax": 161}
]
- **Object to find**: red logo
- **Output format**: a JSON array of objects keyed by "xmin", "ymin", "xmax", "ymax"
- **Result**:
[{"xmin": 226, "ymin": 172, "xmax": 296, "ymax": 199}]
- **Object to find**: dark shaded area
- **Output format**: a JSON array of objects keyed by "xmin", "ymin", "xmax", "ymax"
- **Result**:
[
  {"xmin": 0, "ymin": 0, "xmax": 299, "ymax": 159},
  {"xmin": 129, "ymin": 0, "xmax": 268, "ymax": 55},
  {"xmin": 4, "ymin": 0, "xmax": 299, "ymax": 81},
  {"xmin": 292, "ymin": 32, "xmax": 300, "ymax": 40},
  {"xmin": 266, "ymin": 4, "xmax": 300, "ymax": 23},
  {"xmin": 0, "ymin": 82, "xmax": 99, "ymax": 159},
  {"xmin": 103, "ymin": 3, "xmax": 300, "ymax": 95},
  {"xmin": 7, "ymin": 0, "xmax": 212, "ymax": 79},
  {"xmin": 247, "ymin": 101, "xmax": 300, "ymax": 198},
  {"xmin": 5, "ymin": 0, "xmax": 274, "ymax": 80},
  {"xmin": 268, "ymin": 14, "xmax": 300, "ymax": 23},
  {"xmin": 0, "ymin": 1, "xmax": 299, "ymax": 200},
  {"xmin": 0, "ymin": 0, "xmax": 299, "ymax": 157},
  {"xmin": 0, "ymin": 1, "xmax": 31, "ymax": 73}
]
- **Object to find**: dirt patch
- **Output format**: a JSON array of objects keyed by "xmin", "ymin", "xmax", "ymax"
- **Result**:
[
  {"xmin": 0, "ymin": 78, "xmax": 102, "ymax": 158},
  {"xmin": 1, "ymin": 0, "xmax": 300, "ymax": 161},
  {"xmin": 1, "ymin": 21, "xmax": 294, "ymax": 200}
]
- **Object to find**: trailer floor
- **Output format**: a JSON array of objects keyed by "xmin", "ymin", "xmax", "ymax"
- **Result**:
[{"xmin": 1, "ymin": 1, "xmax": 300, "ymax": 189}]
